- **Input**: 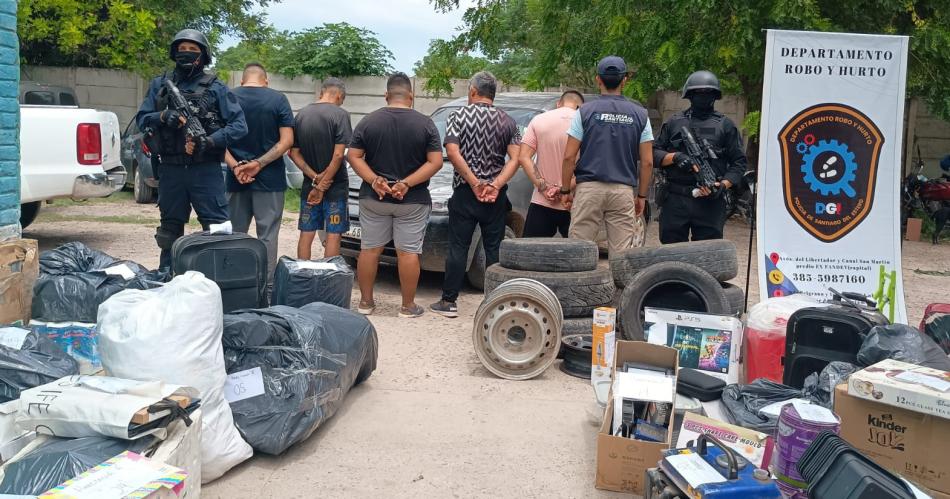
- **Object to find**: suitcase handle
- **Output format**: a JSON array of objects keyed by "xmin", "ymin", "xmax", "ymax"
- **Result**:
[
  {"xmin": 829, "ymin": 287, "xmax": 877, "ymax": 308},
  {"xmin": 696, "ymin": 433, "xmax": 739, "ymax": 480}
]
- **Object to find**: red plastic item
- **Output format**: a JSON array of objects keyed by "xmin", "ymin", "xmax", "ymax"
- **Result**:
[{"xmin": 744, "ymin": 295, "xmax": 825, "ymax": 383}]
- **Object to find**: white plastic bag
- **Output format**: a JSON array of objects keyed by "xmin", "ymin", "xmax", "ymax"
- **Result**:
[
  {"xmin": 17, "ymin": 375, "xmax": 198, "ymax": 440},
  {"xmin": 97, "ymin": 271, "xmax": 252, "ymax": 482}
]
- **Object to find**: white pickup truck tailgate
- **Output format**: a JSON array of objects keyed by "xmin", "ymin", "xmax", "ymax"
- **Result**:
[{"xmin": 19, "ymin": 106, "xmax": 124, "ymax": 203}]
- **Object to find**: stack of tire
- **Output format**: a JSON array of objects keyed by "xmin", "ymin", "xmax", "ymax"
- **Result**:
[
  {"xmin": 609, "ymin": 240, "xmax": 743, "ymax": 341},
  {"xmin": 485, "ymin": 238, "xmax": 614, "ymax": 340}
]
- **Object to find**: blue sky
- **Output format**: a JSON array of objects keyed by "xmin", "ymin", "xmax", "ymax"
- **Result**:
[{"xmin": 227, "ymin": 0, "xmax": 474, "ymax": 74}]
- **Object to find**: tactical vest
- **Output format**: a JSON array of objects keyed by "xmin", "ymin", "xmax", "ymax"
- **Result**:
[
  {"xmin": 575, "ymin": 95, "xmax": 649, "ymax": 188},
  {"xmin": 155, "ymin": 73, "xmax": 223, "ymax": 165},
  {"xmin": 664, "ymin": 110, "xmax": 729, "ymax": 185}
]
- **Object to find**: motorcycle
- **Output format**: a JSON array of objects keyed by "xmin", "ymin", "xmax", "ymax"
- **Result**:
[{"xmin": 901, "ymin": 149, "xmax": 950, "ymax": 244}]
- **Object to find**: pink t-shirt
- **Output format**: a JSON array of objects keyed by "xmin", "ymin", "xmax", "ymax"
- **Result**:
[{"xmin": 521, "ymin": 106, "xmax": 577, "ymax": 210}]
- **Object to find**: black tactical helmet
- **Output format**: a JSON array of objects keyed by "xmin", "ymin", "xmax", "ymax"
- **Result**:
[
  {"xmin": 681, "ymin": 70, "xmax": 721, "ymax": 99},
  {"xmin": 169, "ymin": 29, "xmax": 212, "ymax": 65}
]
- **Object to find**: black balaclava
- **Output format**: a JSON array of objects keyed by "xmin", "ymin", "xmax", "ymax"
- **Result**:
[
  {"xmin": 174, "ymin": 49, "xmax": 203, "ymax": 79},
  {"xmin": 688, "ymin": 92, "xmax": 716, "ymax": 118}
]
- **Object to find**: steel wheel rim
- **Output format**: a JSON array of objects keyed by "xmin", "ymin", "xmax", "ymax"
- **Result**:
[
  {"xmin": 631, "ymin": 215, "xmax": 646, "ymax": 248},
  {"xmin": 474, "ymin": 279, "xmax": 563, "ymax": 380}
]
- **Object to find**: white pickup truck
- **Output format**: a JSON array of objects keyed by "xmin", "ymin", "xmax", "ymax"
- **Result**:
[{"xmin": 18, "ymin": 82, "xmax": 126, "ymax": 228}]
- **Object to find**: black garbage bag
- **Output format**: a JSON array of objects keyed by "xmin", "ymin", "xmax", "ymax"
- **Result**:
[
  {"xmin": 0, "ymin": 436, "xmax": 152, "ymax": 495},
  {"xmin": 32, "ymin": 242, "xmax": 167, "ymax": 323},
  {"xmin": 0, "ymin": 330, "xmax": 78, "ymax": 403},
  {"xmin": 857, "ymin": 324, "xmax": 950, "ymax": 371},
  {"xmin": 222, "ymin": 302, "xmax": 378, "ymax": 455},
  {"xmin": 270, "ymin": 256, "xmax": 354, "ymax": 308},
  {"xmin": 721, "ymin": 379, "xmax": 803, "ymax": 433},
  {"xmin": 803, "ymin": 361, "xmax": 857, "ymax": 407}
]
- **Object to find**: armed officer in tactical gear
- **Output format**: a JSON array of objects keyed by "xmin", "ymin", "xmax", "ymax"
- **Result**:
[
  {"xmin": 653, "ymin": 70, "xmax": 747, "ymax": 243},
  {"xmin": 135, "ymin": 29, "xmax": 247, "ymax": 270}
]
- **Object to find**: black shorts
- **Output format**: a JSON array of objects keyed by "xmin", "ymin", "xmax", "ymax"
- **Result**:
[{"xmin": 523, "ymin": 203, "xmax": 571, "ymax": 238}]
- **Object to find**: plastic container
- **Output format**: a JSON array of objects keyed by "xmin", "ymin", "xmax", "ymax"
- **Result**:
[
  {"xmin": 771, "ymin": 403, "xmax": 840, "ymax": 498},
  {"xmin": 745, "ymin": 295, "xmax": 825, "ymax": 383}
]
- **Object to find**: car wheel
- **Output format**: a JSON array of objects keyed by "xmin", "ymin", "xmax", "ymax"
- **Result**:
[
  {"xmin": 133, "ymin": 163, "xmax": 156, "ymax": 204},
  {"xmin": 19, "ymin": 201, "xmax": 41, "ymax": 229},
  {"xmin": 467, "ymin": 226, "xmax": 516, "ymax": 290},
  {"xmin": 722, "ymin": 282, "xmax": 745, "ymax": 316},
  {"xmin": 617, "ymin": 261, "xmax": 730, "ymax": 341}
]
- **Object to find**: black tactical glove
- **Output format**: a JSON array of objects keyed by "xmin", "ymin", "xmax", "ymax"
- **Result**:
[
  {"xmin": 195, "ymin": 135, "xmax": 215, "ymax": 154},
  {"xmin": 673, "ymin": 152, "xmax": 695, "ymax": 174},
  {"xmin": 161, "ymin": 110, "xmax": 183, "ymax": 128}
]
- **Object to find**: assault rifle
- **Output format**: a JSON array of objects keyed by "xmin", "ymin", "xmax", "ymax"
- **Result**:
[
  {"xmin": 162, "ymin": 79, "xmax": 208, "ymax": 147},
  {"xmin": 680, "ymin": 127, "xmax": 721, "ymax": 198}
]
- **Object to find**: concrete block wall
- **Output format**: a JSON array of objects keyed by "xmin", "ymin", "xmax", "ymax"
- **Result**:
[{"xmin": 0, "ymin": 1, "xmax": 19, "ymax": 240}]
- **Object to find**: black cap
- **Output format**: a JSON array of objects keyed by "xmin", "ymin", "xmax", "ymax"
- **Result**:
[{"xmin": 597, "ymin": 56, "xmax": 627, "ymax": 76}]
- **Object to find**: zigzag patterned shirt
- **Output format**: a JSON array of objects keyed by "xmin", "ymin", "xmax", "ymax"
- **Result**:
[{"xmin": 444, "ymin": 102, "xmax": 521, "ymax": 188}]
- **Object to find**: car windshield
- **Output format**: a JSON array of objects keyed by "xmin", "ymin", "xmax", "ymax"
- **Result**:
[{"xmin": 428, "ymin": 106, "xmax": 540, "ymax": 189}]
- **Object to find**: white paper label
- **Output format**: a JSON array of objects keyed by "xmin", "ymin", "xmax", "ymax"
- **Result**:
[
  {"xmin": 894, "ymin": 371, "xmax": 950, "ymax": 393},
  {"xmin": 0, "ymin": 328, "xmax": 30, "ymax": 350},
  {"xmin": 758, "ymin": 398, "xmax": 810, "ymax": 418},
  {"xmin": 210, "ymin": 221, "xmax": 233, "ymax": 235},
  {"xmin": 665, "ymin": 452, "xmax": 727, "ymax": 488},
  {"xmin": 52, "ymin": 456, "xmax": 165, "ymax": 498},
  {"xmin": 792, "ymin": 400, "xmax": 838, "ymax": 424},
  {"xmin": 297, "ymin": 261, "xmax": 340, "ymax": 271},
  {"xmin": 224, "ymin": 367, "xmax": 266, "ymax": 403},
  {"xmin": 103, "ymin": 263, "xmax": 136, "ymax": 280}
]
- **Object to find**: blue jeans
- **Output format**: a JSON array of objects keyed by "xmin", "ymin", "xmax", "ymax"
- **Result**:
[{"xmin": 156, "ymin": 162, "xmax": 229, "ymax": 269}]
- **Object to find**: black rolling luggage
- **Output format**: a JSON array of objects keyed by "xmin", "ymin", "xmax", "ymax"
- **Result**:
[
  {"xmin": 171, "ymin": 232, "xmax": 267, "ymax": 312},
  {"xmin": 782, "ymin": 290, "xmax": 888, "ymax": 388}
]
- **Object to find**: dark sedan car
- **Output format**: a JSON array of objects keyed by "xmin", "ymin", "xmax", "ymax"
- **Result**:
[{"xmin": 337, "ymin": 92, "xmax": 654, "ymax": 290}]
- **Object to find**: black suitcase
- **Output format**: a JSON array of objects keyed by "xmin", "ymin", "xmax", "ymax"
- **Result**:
[
  {"xmin": 782, "ymin": 291, "xmax": 888, "ymax": 388},
  {"xmin": 676, "ymin": 368, "xmax": 726, "ymax": 402},
  {"xmin": 171, "ymin": 232, "xmax": 267, "ymax": 313}
]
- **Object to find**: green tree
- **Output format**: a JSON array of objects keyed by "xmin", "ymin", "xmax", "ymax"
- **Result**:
[
  {"xmin": 413, "ymin": 39, "xmax": 492, "ymax": 96},
  {"xmin": 18, "ymin": 0, "xmax": 274, "ymax": 74},
  {"xmin": 270, "ymin": 23, "xmax": 394, "ymax": 79},
  {"xmin": 432, "ymin": 0, "xmax": 950, "ymax": 125},
  {"xmin": 215, "ymin": 28, "xmax": 288, "ymax": 73}
]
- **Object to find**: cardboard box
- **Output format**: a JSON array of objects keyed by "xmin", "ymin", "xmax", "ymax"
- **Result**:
[
  {"xmin": 849, "ymin": 359, "xmax": 950, "ymax": 419},
  {"xmin": 905, "ymin": 217, "xmax": 923, "ymax": 241},
  {"xmin": 0, "ymin": 239, "xmax": 38, "ymax": 325},
  {"xmin": 675, "ymin": 412, "xmax": 773, "ymax": 468},
  {"xmin": 835, "ymin": 384, "xmax": 950, "ymax": 495},
  {"xmin": 591, "ymin": 307, "xmax": 616, "ymax": 385},
  {"xmin": 596, "ymin": 341, "xmax": 679, "ymax": 495}
]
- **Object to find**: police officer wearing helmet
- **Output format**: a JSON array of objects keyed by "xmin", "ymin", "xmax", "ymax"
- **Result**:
[
  {"xmin": 653, "ymin": 70, "xmax": 747, "ymax": 243},
  {"xmin": 135, "ymin": 29, "xmax": 248, "ymax": 270}
]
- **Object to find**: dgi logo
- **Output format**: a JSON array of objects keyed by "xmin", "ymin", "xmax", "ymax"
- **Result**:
[{"xmin": 778, "ymin": 103, "xmax": 884, "ymax": 242}]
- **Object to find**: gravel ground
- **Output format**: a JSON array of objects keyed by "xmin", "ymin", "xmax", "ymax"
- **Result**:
[{"xmin": 22, "ymin": 196, "xmax": 950, "ymax": 498}]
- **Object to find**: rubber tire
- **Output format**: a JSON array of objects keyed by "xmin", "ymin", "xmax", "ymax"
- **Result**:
[
  {"xmin": 484, "ymin": 265, "xmax": 614, "ymax": 318},
  {"xmin": 19, "ymin": 201, "xmax": 41, "ymax": 229},
  {"xmin": 722, "ymin": 282, "xmax": 745, "ymax": 316},
  {"xmin": 467, "ymin": 226, "xmax": 516, "ymax": 290},
  {"xmin": 133, "ymin": 163, "xmax": 156, "ymax": 204},
  {"xmin": 499, "ymin": 238, "xmax": 598, "ymax": 272},
  {"xmin": 562, "ymin": 316, "xmax": 594, "ymax": 336},
  {"xmin": 617, "ymin": 261, "xmax": 730, "ymax": 341},
  {"xmin": 610, "ymin": 239, "xmax": 738, "ymax": 288}
]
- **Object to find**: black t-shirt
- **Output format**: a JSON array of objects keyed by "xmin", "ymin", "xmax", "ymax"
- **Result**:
[
  {"xmin": 294, "ymin": 102, "xmax": 352, "ymax": 202},
  {"xmin": 349, "ymin": 107, "xmax": 442, "ymax": 205},
  {"xmin": 227, "ymin": 86, "xmax": 294, "ymax": 192}
]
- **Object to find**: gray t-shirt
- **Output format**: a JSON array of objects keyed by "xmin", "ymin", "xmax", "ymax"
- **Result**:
[{"xmin": 294, "ymin": 102, "xmax": 352, "ymax": 201}]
